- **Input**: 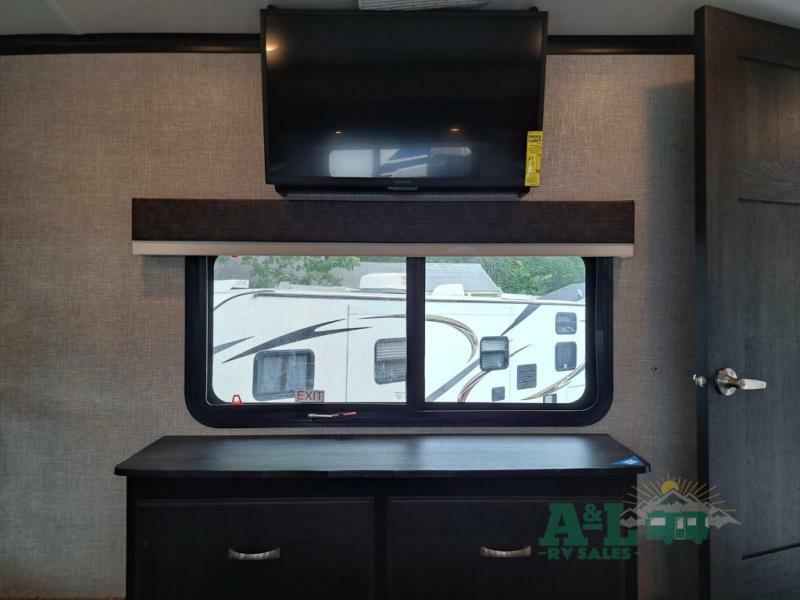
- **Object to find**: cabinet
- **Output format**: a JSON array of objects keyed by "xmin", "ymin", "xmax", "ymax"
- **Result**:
[
  {"xmin": 134, "ymin": 499, "xmax": 373, "ymax": 599},
  {"xmin": 387, "ymin": 498, "xmax": 628, "ymax": 600},
  {"xmin": 116, "ymin": 435, "xmax": 647, "ymax": 600}
]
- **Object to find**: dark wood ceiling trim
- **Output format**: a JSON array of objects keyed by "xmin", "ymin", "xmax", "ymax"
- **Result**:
[
  {"xmin": 548, "ymin": 35, "xmax": 693, "ymax": 55},
  {"xmin": 0, "ymin": 33, "xmax": 258, "ymax": 55},
  {"xmin": 0, "ymin": 33, "xmax": 692, "ymax": 56}
]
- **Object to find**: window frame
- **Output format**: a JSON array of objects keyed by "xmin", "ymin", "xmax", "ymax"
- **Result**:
[{"xmin": 185, "ymin": 256, "xmax": 613, "ymax": 427}]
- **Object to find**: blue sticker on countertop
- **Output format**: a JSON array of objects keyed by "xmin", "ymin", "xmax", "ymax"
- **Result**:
[{"xmin": 613, "ymin": 456, "xmax": 645, "ymax": 466}]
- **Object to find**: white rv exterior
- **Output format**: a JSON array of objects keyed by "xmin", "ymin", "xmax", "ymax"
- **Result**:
[{"xmin": 211, "ymin": 275, "xmax": 585, "ymax": 405}]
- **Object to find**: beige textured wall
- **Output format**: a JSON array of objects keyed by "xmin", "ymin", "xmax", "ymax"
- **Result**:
[{"xmin": 0, "ymin": 53, "xmax": 696, "ymax": 599}]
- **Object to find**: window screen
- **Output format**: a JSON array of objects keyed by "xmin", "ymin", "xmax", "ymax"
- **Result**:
[
  {"xmin": 211, "ymin": 255, "xmax": 406, "ymax": 404},
  {"xmin": 424, "ymin": 256, "xmax": 586, "ymax": 404}
]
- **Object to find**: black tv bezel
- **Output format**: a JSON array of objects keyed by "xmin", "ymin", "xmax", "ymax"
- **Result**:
[{"xmin": 259, "ymin": 9, "xmax": 548, "ymax": 194}]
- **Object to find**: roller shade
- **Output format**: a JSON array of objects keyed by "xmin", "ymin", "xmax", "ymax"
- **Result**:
[{"xmin": 131, "ymin": 198, "xmax": 634, "ymax": 257}]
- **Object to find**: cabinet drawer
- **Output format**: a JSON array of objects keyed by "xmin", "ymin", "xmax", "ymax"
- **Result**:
[
  {"xmin": 134, "ymin": 498, "xmax": 373, "ymax": 600},
  {"xmin": 387, "ymin": 497, "xmax": 631, "ymax": 600}
]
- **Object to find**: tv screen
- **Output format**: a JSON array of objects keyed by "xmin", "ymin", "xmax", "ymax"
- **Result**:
[{"xmin": 261, "ymin": 10, "xmax": 547, "ymax": 192}]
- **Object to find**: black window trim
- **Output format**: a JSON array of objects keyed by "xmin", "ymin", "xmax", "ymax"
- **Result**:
[{"xmin": 185, "ymin": 256, "xmax": 613, "ymax": 427}]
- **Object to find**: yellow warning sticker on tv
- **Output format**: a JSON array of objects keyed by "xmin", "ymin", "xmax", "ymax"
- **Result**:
[{"xmin": 525, "ymin": 130, "xmax": 543, "ymax": 187}]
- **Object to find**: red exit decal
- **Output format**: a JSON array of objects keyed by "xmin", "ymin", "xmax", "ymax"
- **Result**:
[{"xmin": 295, "ymin": 390, "xmax": 325, "ymax": 403}]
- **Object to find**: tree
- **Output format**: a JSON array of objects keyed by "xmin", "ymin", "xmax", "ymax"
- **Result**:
[
  {"xmin": 428, "ymin": 256, "xmax": 584, "ymax": 296},
  {"xmin": 238, "ymin": 256, "xmax": 360, "ymax": 288},
  {"xmin": 217, "ymin": 255, "xmax": 583, "ymax": 296},
  {"xmin": 480, "ymin": 256, "xmax": 585, "ymax": 295}
]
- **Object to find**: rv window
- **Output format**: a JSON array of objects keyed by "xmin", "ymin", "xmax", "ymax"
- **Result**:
[
  {"xmin": 555, "ymin": 312, "xmax": 578, "ymax": 335},
  {"xmin": 375, "ymin": 337, "xmax": 407, "ymax": 384},
  {"xmin": 555, "ymin": 342, "xmax": 578, "ymax": 372},
  {"xmin": 210, "ymin": 255, "xmax": 407, "ymax": 404},
  {"xmin": 253, "ymin": 350, "xmax": 315, "ymax": 401},
  {"xmin": 186, "ymin": 255, "xmax": 613, "ymax": 426},
  {"xmin": 479, "ymin": 336, "xmax": 510, "ymax": 371},
  {"xmin": 425, "ymin": 256, "xmax": 586, "ymax": 404}
]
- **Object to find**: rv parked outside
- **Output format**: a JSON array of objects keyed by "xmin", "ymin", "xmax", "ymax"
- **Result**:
[{"xmin": 211, "ymin": 257, "xmax": 586, "ymax": 405}]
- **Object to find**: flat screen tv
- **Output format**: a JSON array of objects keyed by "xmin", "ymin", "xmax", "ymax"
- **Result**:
[{"xmin": 260, "ymin": 9, "xmax": 547, "ymax": 193}]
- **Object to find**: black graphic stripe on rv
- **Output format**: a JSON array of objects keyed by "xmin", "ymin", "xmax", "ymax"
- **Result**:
[
  {"xmin": 213, "ymin": 336, "xmax": 254, "ymax": 354},
  {"xmin": 426, "ymin": 304, "xmax": 541, "ymax": 402},
  {"xmin": 223, "ymin": 319, "xmax": 369, "ymax": 364},
  {"xmin": 456, "ymin": 345, "xmax": 531, "ymax": 403},
  {"xmin": 426, "ymin": 359, "xmax": 481, "ymax": 403},
  {"xmin": 362, "ymin": 314, "xmax": 478, "ymax": 360},
  {"xmin": 501, "ymin": 303, "xmax": 540, "ymax": 336},
  {"xmin": 214, "ymin": 290, "xmax": 263, "ymax": 311}
]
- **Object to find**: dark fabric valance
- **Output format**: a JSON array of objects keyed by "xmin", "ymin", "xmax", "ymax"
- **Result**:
[{"xmin": 132, "ymin": 198, "xmax": 634, "ymax": 257}]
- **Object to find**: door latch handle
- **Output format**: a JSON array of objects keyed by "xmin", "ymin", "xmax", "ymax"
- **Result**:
[{"xmin": 714, "ymin": 368, "xmax": 766, "ymax": 396}]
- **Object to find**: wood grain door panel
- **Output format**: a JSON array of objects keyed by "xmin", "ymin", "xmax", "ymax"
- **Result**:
[
  {"xmin": 386, "ymin": 497, "xmax": 631, "ymax": 600},
  {"xmin": 134, "ymin": 498, "xmax": 374, "ymax": 600},
  {"xmin": 697, "ymin": 6, "xmax": 800, "ymax": 598}
]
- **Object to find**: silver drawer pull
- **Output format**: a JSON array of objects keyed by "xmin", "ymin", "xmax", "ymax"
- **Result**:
[
  {"xmin": 480, "ymin": 545, "xmax": 532, "ymax": 558},
  {"xmin": 228, "ymin": 547, "xmax": 281, "ymax": 561}
]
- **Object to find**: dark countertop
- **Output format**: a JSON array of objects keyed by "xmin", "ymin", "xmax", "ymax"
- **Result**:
[{"xmin": 115, "ymin": 434, "xmax": 649, "ymax": 479}]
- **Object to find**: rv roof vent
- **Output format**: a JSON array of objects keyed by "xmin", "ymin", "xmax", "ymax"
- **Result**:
[
  {"xmin": 431, "ymin": 283, "xmax": 465, "ymax": 296},
  {"xmin": 359, "ymin": 272, "xmax": 407, "ymax": 292}
]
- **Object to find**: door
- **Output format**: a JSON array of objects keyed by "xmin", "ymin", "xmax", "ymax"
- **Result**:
[
  {"xmin": 675, "ymin": 517, "xmax": 686, "ymax": 541},
  {"xmin": 696, "ymin": 6, "xmax": 800, "ymax": 599},
  {"xmin": 134, "ymin": 498, "xmax": 374, "ymax": 600},
  {"xmin": 386, "ymin": 497, "xmax": 631, "ymax": 600}
]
